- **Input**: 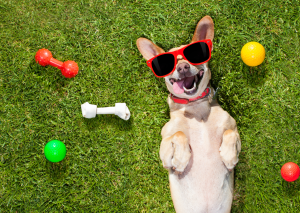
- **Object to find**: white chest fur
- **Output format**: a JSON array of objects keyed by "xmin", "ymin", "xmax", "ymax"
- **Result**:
[{"xmin": 168, "ymin": 106, "xmax": 234, "ymax": 213}]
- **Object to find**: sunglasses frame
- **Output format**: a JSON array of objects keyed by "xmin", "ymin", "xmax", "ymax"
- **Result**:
[{"xmin": 146, "ymin": 39, "xmax": 212, "ymax": 78}]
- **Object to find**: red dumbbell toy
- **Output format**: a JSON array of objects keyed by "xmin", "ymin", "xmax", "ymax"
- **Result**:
[{"xmin": 35, "ymin": 49, "xmax": 79, "ymax": 78}]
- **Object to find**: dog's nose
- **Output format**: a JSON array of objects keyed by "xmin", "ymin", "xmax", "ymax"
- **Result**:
[{"xmin": 177, "ymin": 62, "xmax": 190, "ymax": 74}]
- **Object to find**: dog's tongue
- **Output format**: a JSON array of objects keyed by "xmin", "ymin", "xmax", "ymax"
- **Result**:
[
  {"xmin": 173, "ymin": 80, "xmax": 185, "ymax": 94},
  {"xmin": 173, "ymin": 76, "xmax": 194, "ymax": 94}
]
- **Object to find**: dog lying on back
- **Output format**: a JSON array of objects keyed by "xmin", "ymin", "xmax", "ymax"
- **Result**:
[{"xmin": 137, "ymin": 16, "xmax": 241, "ymax": 213}]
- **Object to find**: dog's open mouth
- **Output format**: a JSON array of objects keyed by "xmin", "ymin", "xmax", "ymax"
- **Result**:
[{"xmin": 169, "ymin": 69, "xmax": 204, "ymax": 95}]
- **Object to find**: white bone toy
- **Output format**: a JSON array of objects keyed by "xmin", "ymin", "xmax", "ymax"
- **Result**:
[{"xmin": 81, "ymin": 102, "xmax": 130, "ymax": 120}]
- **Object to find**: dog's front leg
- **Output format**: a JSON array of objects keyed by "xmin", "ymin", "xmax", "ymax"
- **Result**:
[
  {"xmin": 160, "ymin": 131, "xmax": 191, "ymax": 173},
  {"xmin": 219, "ymin": 129, "xmax": 241, "ymax": 171}
]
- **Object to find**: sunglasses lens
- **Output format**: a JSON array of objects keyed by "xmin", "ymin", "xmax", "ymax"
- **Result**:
[
  {"xmin": 151, "ymin": 54, "xmax": 175, "ymax": 77},
  {"xmin": 183, "ymin": 42, "xmax": 210, "ymax": 64}
]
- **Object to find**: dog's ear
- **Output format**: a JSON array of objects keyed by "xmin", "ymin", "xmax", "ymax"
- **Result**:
[
  {"xmin": 136, "ymin": 38, "xmax": 165, "ymax": 60},
  {"xmin": 192, "ymin": 16, "xmax": 214, "ymax": 45}
]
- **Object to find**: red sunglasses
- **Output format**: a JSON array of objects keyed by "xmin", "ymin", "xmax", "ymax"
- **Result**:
[{"xmin": 146, "ymin": 39, "xmax": 212, "ymax": 78}]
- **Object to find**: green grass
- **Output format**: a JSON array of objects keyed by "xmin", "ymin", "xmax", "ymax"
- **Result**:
[{"xmin": 0, "ymin": 0, "xmax": 300, "ymax": 212}]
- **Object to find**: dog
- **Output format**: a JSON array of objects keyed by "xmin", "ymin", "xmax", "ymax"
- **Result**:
[
  {"xmin": 136, "ymin": 16, "xmax": 241, "ymax": 213},
  {"xmin": 137, "ymin": 16, "xmax": 241, "ymax": 213}
]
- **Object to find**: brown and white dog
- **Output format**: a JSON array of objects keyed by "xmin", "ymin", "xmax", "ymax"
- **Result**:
[{"xmin": 136, "ymin": 16, "xmax": 241, "ymax": 213}]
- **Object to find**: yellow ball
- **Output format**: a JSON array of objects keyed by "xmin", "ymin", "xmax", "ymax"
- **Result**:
[{"xmin": 241, "ymin": 42, "xmax": 265, "ymax": 66}]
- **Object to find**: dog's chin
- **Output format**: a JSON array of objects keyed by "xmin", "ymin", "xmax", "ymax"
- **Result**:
[{"xmin": 166, "ymin": 69, "xmax": 207, "ymax": 99}]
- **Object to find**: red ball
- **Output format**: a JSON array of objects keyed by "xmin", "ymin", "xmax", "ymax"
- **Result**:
[
  {"xmin": 281, "ymin": 162, "xmax": 300, "ymax": 182},
  {"xmin": 61, "ymin": 60, "xmax": 79, "ymax": 78},
  {"xmin": 35, "ymin": 49, "xmax": 52, "ymax": 66}
]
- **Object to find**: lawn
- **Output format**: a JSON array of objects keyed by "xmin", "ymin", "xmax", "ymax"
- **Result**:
[{"xmin": 0, "ymin": 0, "xmax": 300, "ymax": 212}]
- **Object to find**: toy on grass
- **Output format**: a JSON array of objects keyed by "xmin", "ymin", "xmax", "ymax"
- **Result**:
[
  {"xmin": 281, "ymin": 162, "xmax": 300, "ymax": 182},
  {"xmin": 241, "ymin": 42, "xmax": 265, "ymax": 67},
  {"xmin": 81, "ymin": 102, "xmax": 130, "ymax": 120},
  {"xmin": 44, "ymin": 140, "xmax": 67, "ymax": 163},
  {"xmin": 35, "ymin": 49, "xmax": 79, "ymax": 78}
]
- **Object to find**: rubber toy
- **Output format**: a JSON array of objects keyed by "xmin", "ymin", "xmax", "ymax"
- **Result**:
[
  {"xmin": 44, "ymin": 140, "xmax": 66, "ymax": 163},
  {"xmin": 35, "ymin": 49, "xmax": 78, "ymax": 78}
]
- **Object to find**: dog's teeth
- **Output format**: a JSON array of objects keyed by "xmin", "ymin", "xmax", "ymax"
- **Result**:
[
  {"xmin": 183, "ymin": 82, "xmax": 196, "ymax": 92},
  {"xmin": 195, "ymin": 75, "xmax": 198, "ymax": 83}
]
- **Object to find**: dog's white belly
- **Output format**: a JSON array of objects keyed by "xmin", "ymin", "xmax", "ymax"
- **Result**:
[{"xmin": 169, "ymin": 120, "xmax": 233, "ymax": 213}]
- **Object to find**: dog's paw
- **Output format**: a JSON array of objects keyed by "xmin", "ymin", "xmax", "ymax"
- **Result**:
[
  {"xmin": 160, "ymin": 131, "xmax": 191, "ymax": 173},
  {"xmin": 219, "ymin": 145, "xmax": 238, "ymax": 171},
  {"xmin": 219, "ymin": 129, "xmax": 240, "ymax": 171},
  {"xmin": 171, "ymin": 136, "xmax": 191, "ymax": 173}
]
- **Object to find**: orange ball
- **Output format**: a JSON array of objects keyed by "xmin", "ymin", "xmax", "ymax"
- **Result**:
[{"xmin": 241, "ymin": 42, "xmax": 265, "ymax": 66}]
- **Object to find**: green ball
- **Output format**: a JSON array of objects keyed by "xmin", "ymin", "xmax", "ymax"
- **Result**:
[{"xmin": 44, "ymin": 140, "xmax": 66, "ymax": 163}]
